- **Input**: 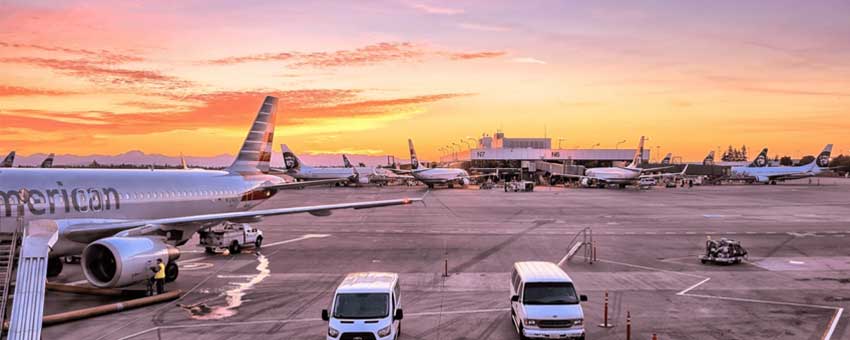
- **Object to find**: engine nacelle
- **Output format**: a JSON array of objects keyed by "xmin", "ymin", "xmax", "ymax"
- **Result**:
[
  {"xmin": 82, "ymin": 236, "xmax": 179, "ymax": 288},
  {"xmin": 756, "ymin": 176, "xmax": 770, "ymax": 184},
  {"xmin": 461, "ymin": 177, "xmax": 470, "ymax": 186},
  {"xmin": 358, "ymin": 176, "xmax": 370, "ymax": 184}
]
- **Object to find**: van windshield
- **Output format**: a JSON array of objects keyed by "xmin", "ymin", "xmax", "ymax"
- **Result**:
[
  {"xmin": 523, "ymin": 282, "xmax": 579, "ymax": 305},
  {"xmin": 333, "ymin": 293, "xmax": 389, "ymax": 319}
]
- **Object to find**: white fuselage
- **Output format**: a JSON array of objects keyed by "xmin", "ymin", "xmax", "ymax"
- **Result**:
[
  {"xmin": 290, "ymin": 166, "xmax": 356, "ymax": 181},
  {"xmin": 584, "ymin": 167, "xmax": 642, "ymax": 184},
  {"xmin": 0, "ymin": 168, "xmax": 284, "ymax": 256},
  {"xmin": 411, "ymin": 168, "xmax": 470, "ymax": 185},
  {"xmin": 731, "ymin": 163, "xmax": 819, "ymax": 182}
]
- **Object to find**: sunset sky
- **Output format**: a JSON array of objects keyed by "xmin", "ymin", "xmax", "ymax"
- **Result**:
[{"xmin": 1, "ymin": 0, "xmax": 848, "ymax": 161}]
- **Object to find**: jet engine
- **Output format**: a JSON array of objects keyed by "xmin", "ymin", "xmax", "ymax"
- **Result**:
[
  {"xmin": 82, "ymin": 236, "xmax": 180, "ymax": 288},
  {"xmin": 461, "ymin": 177, "xmax": 471, "ymax": 186}
]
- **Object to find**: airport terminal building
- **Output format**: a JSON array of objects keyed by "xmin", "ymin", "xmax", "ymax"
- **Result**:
[{"xmin": 440, "ymin": 131, "xmax": 650, "ymax": 170}]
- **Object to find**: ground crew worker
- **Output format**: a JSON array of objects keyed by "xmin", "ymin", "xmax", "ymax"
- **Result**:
[{"xmin": 154, "ymin": 258, "xmax": 166, "ymax": 294}]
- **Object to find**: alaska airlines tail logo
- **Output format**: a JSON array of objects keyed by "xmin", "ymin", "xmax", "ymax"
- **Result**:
[
  {"xmin": 750, "ymin": 148, "xmax": 768, "ymax": 167},
  {"xmin": 283, "ymin": 152, "xmax": 300, "ymax": 170},
  {"xmin": 817, "ymin": 144, "xmax": 832, "ymax": 168}
]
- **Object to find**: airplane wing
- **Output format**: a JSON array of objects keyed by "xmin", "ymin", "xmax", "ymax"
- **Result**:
[
  {"xmin": 263, "ymin": 178, "xmax": 349, "ymax": 190},
  {"xmin": 638, "ymin": 165, "xmax": 674, "ymax": 172},
  {"xmin": 62, "ymin": 196, "xmax": 423, "ymax": 243},
  {"xmin": 640, "ymin": 164, "xmax": 688, "ymax": 179}
]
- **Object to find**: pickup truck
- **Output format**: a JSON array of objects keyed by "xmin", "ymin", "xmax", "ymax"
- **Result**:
[{"xmin": 199, "ymin": 222, "xmax": 264, "ymax": 254}]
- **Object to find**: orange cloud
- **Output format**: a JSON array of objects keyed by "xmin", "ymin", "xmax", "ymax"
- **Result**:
[
  {"xmin": 0, "ymin": 86, "xmax": 74, "ymax": 97},
  {"xmin": 0, "ymin": 57, "xmax": 190, "ymax": 89},
  {"xmin": 0, "ymin": 90, "xmax": 471, "ymax": 137},
  {"xmin": 0, "ymin": 41, "xmax": 142, "ymax": 64},
  {"xmin": 206, "ymin": 42, "xmax": 504, "ymax": 67}
]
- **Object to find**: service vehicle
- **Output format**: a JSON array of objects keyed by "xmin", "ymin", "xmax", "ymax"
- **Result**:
[
  {"xmin": 700, "ymin": 238, "xmax": 748, "ymax": 264},
  {"xmin": 322, "ymin": 272, "xmax": 403, "ymax": 340},
  {"xmin": 638, "ymin": 177, "xmax": 657, "ymax": 188},
  {"xmin": 510, "ymin": 261, "xmax": 587, "ymax": 339},
  {"xmin": 199, "ymin": 222, "xmax": 263, "ymax": 254}
]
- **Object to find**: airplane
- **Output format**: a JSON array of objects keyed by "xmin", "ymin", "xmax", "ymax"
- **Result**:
[
  {"xmin": 403, "ymin": 139, "xmax": 476, "ymax": 188},
  {"xmin": 40, "ymin": 153, "xmax": 54, "ymax": 168},
  {"xmin": 661, "ymin": 153, "xmax": 672, "ymax": 165},
  {"xmin": 730, "ymin": 144, "xmax": 833, "ymax": 184},
  {"xmin": 277, "ymin": 145, "xmax": 358, "ymax": 184},
  {"xmin": 1, "ymin": 151, "xmax": 15, "ymax": 167},
  {"xmin": 343, "ymin": 154, "xmax": 415, "ymax": 186},
  {"xmin": 0, "ymin": 96, "xmax": 421, "ymax": 287},
  {"xmin": 555, "ymin": 136, "xmax": 686, "ymax": 188}
]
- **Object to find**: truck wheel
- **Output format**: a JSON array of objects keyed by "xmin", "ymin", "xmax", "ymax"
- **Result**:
[
  {"xmin": 165, "ymin": 262, "xmax": 179, "ymax": 282},
  {"xmin": 700, "ymin": 259, "xmax": 708, "ymax": 264},
  {"xmin": 229, "ymin": 241, "xmax": 241, "ymax": 254},
  {"xmin": 47, "ymin": 257, "xmax": 63, "ymax": 277},
  {"xmin": 255, "ymin": 236, "xmax": 263, "ymax": 249},
  {"xmin": 205, "ymin": 247, "xmax": 216, "ymax": 254}
]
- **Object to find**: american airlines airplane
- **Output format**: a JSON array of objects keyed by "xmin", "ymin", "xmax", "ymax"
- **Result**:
[
  {"xmin": 558, "ymin": 137, "xmax": 686, "ymax": 188},
  {"xmin": 404, "ymin": 139, "xmax": 475, "ymax": 188},
  {"xmin": 1, "ymin": 151, "xmax": 14, "ymax": 167},
  {"xmin": 0, "ymin": 96, "xmax": 420, "ymax": 287},
  {"xmin": 731, "ymin": 144, "xmax": 833, "ymax": 184}
]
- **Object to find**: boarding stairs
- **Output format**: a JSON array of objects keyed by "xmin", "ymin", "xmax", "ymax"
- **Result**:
[
  {"xmin": 5, "ymin": 219, "xmax": 58, "ymax": 340},
  {"xmin": 563, "ymin": 227, "xmax": 594, "ymax": 264},
  {"xmin": 0, "ymin": 228, "xmax": 21, "ymax": 339}
]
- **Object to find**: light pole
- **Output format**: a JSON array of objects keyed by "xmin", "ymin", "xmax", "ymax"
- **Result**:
[
  {"xmin": 465, "ymin": 137, "xmax": 478, "ymax": 149},
  {"xmin": 558, "ymin": 138, "xmax": 567, "ymax": 149},
  {"xmin": 591, "ymin": 142, "xmax": 601, "ymax": 149},
  {"xmin": 452, "ymin": 142, "xmax": 461, "ymax": 161},
  {"xmin": 615, "ymin": 140, "xmax": 626, "ymax": 149},
  {"xmin": 656, "ymin": 146, "xmax": 661, "ymax": 163},
  {"xmin": 438, "ymin": 147, "xmax": 445, "ymax": 162}
]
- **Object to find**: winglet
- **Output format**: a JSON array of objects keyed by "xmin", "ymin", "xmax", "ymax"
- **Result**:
[{"xmin": 408, "ymin": 139, "xmax": 419, "ymax": 170}]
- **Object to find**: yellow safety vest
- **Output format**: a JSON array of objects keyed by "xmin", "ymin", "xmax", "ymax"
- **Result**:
[{"xmin": 155, "ymin": 262, "xmax": 166, "ymax": 279}]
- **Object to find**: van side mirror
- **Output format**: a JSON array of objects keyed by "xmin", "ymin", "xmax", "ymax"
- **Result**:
[
  {"xmin": 511, "ymin": 295, "xmax": 519, "ymax": 302},
  {"xmin": 321, "ymin": 309, "xmax": 329, "ymax": 321},
  {"xmin": 580, "ymin": 295, "xmax": 588, "ymax": 302},
  {"xmin": 394, "ymin": 309, "xmax": 404, "ymax": 320}
]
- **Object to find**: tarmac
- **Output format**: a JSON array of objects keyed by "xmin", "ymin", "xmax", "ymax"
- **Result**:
[{"xmin": 44, "ymin": 178, "xmax": 850, "ymax": 339}]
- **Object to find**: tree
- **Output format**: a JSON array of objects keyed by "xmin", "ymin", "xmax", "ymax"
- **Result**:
[
  {"xmin": 779, "ymin": 156, "xmax": 793, "ymax": 166},
  {"xmin": 798, "ymin": 155, "xmax": 815, "ymax": 166}
]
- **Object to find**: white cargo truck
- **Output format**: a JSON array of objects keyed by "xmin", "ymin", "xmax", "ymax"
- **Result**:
[{"xmin": 199, "ymin": 222, "xmax": 263, "ymax": 254}]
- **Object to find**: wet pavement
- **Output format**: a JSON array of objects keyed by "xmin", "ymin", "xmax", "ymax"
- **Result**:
[{"xmin": 44, "ymin": 178, "xmax": 850, "ymax": 339}]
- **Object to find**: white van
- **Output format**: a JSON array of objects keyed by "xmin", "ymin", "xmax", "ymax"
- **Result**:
[
  {"xmin": 510, "ymin": 261, "xmax": 587, "ymax": 340},
  {"xmin": 322, "ymin": 272, "xmax": 403, "ymax": 340}
]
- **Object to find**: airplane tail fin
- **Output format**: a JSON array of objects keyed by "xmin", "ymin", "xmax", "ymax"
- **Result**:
[
  {"xmin": 703, "ymin": 151, "xmax": 715, "ymax": 166},
  {"xmin": 180, "ymin": 153, "xmax": 189, "ymax": 170},
  {"xmin": 408, "ymin": 139, "xmax": 419, "ymax": 170},
  {"xmin": 748, "ymin": 148, "xmax": 769, "ymax": 167},
  {"xmin": 280, "ymin": 144, "xmax": 302, "ymax": 170},
  {"xmin": 815, "ymin": 144, "xmax": 833, "ymax": 168},
  {"xmin": 226, "ymin": 96, "xmax": 278, "ymax": 174},
  {"xmin": 628, "ymin": 137, "xmax": 645, "ymax": 168},
  {"xmin": 342, "ymin": 154, "xmax": 353, "ymax": 168},
  {"xmin": 40, "ymin": 153, "xmax": 54, "ymax": 168},
  {"xmin": 661, "ymin": 152, "xmax": 672, "ymax": 165},
  {"xmin": 1, "ymin": 151, "xmax": 15, "ymax": 167}
]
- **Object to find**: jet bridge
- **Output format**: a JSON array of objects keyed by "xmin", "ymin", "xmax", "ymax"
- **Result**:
[{"xmin": 7, "ymin": 220, "xmax": 58, "ymax": 340}]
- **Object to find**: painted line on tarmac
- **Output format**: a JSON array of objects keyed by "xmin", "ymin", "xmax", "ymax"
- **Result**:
[
  {"xmin": 592, "ymin": 258, "xmax": 844, "ymax": 340},
  {"xmin": 263, "ymin": 234, "xmax": 330, "ymax": 248},
  {"xmin": 116, "ymin": 307, "xmax": 510, "ymax": 339}
]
